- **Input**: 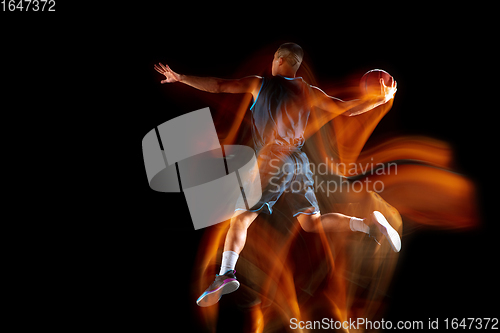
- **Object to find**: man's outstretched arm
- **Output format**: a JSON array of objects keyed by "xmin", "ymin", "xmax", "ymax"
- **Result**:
[
  {"xmin": 310, "ymin": 79, "xmax": 397, "ymax": 117},
  {"xmin": 154, "ymin": 63, "xmax": 262, "ymax": 96}
]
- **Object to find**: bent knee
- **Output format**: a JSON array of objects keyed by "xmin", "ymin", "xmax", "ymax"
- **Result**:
[
  {"xmin": 298, "ymin": 213, "xmax": 320, "ymax": 233},
  {"xmin": 230, "ymin": 212, "xmax": 257, "ymax": 229}
]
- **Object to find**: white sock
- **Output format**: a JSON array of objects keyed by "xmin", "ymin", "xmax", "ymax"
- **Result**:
[
  {"xmin": 349, "ymin": 217, "xmax": 370, "ymax": 234},
  {"xmin": 219, "ymin": 251, "xmax": 239, "ymax": 275}
]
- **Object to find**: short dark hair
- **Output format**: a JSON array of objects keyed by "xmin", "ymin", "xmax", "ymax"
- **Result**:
[{"xmin": 277, "ymin": 43, "xmax": 304, "ymax": 70}]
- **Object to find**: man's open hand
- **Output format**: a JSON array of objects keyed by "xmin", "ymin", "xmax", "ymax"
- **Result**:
[
  {"xmin": 154, "ymin": 63, "xmax": 181, "ymax": 84},
  {"xmin": 380, "ymin": 78, "xmax": 397, "ymax": 103}
]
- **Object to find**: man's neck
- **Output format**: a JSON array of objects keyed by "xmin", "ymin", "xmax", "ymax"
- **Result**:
[{"xmin": 276, "ymin": 70, "xmax": 296, "ymax": 78}]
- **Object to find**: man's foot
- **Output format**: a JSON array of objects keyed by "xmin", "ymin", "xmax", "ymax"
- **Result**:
[
  {"xmin": 366, "ymin": 211, "xmax": 401, "ymax": 252},
  {"xmin": 196, "ymin": 270, "xmax": 240, "ymax": 307}
]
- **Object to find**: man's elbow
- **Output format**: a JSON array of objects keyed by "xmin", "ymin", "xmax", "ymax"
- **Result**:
[
  {"xmin": 209, "ymin": 81, "xmax": 223, "ymax": 93},
  {"xmin": 204, "ymin": 78, "xmax": 224, "ymax": 93}
]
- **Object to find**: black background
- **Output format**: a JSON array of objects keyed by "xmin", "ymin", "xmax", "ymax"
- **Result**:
[{"xmin": 2, "ymin": 3, "xmax": 496, "ymax": 331}]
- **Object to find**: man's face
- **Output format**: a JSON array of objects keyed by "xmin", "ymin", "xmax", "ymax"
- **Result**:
[{"xmin": 271, "ymin": 51, "xmax": 281, "ymax": 76}]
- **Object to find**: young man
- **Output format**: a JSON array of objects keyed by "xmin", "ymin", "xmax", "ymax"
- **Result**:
[{"xmin": 154, "ymin": 43, "xmax": 400, "ymax": 307}]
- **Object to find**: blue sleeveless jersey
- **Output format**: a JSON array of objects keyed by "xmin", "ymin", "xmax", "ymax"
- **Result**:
[
  {"xmin": 244, "ymin": 75, "xmax": 320, "ymax": 216},
  {"xmin": 250, "ymin": 75, "xmax": 313, "ymax": 151}
]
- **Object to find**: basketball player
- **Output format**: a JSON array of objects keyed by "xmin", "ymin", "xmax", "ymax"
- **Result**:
[{"xmin": 154, "ymin": 43, "xmax": 400, "ymax": 307}]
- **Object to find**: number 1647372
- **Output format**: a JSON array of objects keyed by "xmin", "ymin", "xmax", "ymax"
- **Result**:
[{"xmin": 1, "ymin": 0, "xmax": 56, "ymax": 11}]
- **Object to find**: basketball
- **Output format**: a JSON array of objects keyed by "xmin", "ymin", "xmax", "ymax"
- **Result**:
[{"xmin": 359, "ymin": 69, "xmax": 394, "ymax": 96}]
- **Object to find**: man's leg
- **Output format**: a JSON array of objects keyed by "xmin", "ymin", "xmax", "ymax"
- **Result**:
[
  {"xmin": 219, "ymin": 211, "xmax": 259, "ymax": 275},
  {"xmin": 197, "ymin": 211, "xmax": 259, "ymax": 307},
  {"xmin": 297, "ymin": 210, "xmax": 401, "ymax": 252},
  {"xmin": 224, "ymin": 211, "xmax": 259, "ymax": 254},
  {"xmin": 296, "ymin": 211, "xmax": 352, "ymax": 233}
]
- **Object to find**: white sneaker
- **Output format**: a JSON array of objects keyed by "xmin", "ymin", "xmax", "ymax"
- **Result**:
[{"xmin": 368, "ymin": 211, "xmax": 401, "ymax": 252}]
